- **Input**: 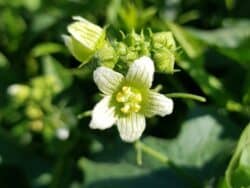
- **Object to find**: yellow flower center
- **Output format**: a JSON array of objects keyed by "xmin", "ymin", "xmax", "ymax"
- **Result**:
[{"xmin": 115, "ymin": 86, "xmax": 142, "ymax": 114}]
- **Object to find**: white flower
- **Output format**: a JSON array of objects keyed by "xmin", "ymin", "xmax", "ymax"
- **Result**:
[{"xmin": 90, "ymin": 56, "xmax": 174, "ymax": 142}]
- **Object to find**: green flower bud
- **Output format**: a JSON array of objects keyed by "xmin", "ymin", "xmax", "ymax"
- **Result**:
[
  {"xmin": 44, "ymin": 76, "xmax": 61, "ymax": 94},
  {"xmin": 112, "ymin": 42, "xmax": 127, "ymax": 64},
  {"xmin": 25, "ymin": 105, "xmax": 43, "ymax": 119},
  {"xmin": 31, "ymin": 87, "xmax": 44, "ymax": 101},
  {"xmin": 29, "ymin": 120, "xmax": 44, "ymax": 132},
  {"xmin": 139, "ymin": 41, "xmax": 150, "ymax": 56},
  {"xmin": 122, "ymin": 30, "xmax": 150, "ymax": 59},
  {"xmin": 124, "ymin": 30, "xmax": 141, "ymax": 46},
  {"xmin": 153, "ymin": 48, "xmax": 175, "ymax": 74},
  {"xmin": 30, "ymin": 77, "xmax": 46, "ymax": 101},
  {"xmin": 126, "ymin": 46, "xmax": 139, "ymax": 63},
  {"xmin": 116, "ymin": 42, "xmax": 127, "ymax": 56},
  {"xmin": 7, "ymin": 84, "xmax": 30, "ymax": 104},
  {"xmin": 64, "ymin": 16, "xmax": 106, "ymax": 64},
  {"xmin": 152, "ymin": 32, "xmax": 176, "ymax": 51},
  {"xmin": 96, "ymin": 41, "xmax": 117, "ymax": 68}
]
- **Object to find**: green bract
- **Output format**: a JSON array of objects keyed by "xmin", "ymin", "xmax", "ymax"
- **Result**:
[
  {"xmin": 90, "ymin": 56, "xmax": 174, "ymax": 142},
  {"xmin": 63, "ymin": 16, "xmax": 106, "ymax": 64}
]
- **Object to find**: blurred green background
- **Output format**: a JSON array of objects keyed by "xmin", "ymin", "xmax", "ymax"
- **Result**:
[{"xmin": 0, "ymin": 0, "xmax": 249, "ymax": 187}]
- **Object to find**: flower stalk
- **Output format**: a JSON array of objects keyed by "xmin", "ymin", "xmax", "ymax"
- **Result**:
[
  {"xmin": 135, "ymin": 140, "xmax": 201, "ymax": 187},
  {"xmin": 166, "ymin": 92, "xmax": 206, "ymax": 102},
  {"xmin": 135, "ymin": 140, "xmax": 169, "ymax": 165}
]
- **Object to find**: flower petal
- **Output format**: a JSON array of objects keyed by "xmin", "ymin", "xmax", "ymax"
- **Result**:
[
  {"xmin": 144, "ymin": 91, "xmax": 174, "ymax": 117},
  {"xmin": 117, "ymin": 113, "xmax": 145, "ymax": 142},
  {"xmin": 67, "ymin": 17, "xmax": 104, "ymax": 51},
  {"xmin": 126, "ymin": 56, "xmax": 154, "ymax": 88},
  {"xmin": 90, "ymin": 96, "xmax": 116, "ymax": 130},
  {"xmin": 94, "ymin": 67, "xmax": 124, "ymax": 95},
  {"xmin": 62, "ymin": 35, "xmax": 93, "ymax": 63}
]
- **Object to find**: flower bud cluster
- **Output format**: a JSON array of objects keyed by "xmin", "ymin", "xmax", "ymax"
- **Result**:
[
  {"xmin": 64, "ymin": 17, "xmax": 177, "ymax": 74},
  {"xmin": 7, "ymin": 76, "xmax": 76, "ymax": 142},
  {"xmin": 97, "ymin": 30, "xmax": 177, "ymax": 74}
]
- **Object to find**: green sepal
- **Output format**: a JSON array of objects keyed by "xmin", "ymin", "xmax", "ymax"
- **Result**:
[{"xmin": 96, "ymin": 40, "xmax": 118, "ymax": 68}]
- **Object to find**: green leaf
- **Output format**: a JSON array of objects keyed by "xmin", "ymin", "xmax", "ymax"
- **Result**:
[
  {"xmin": 188, "ymin": 19, "xmax": 250, "ymax": 64},
  {"xmin": 0, "ymin": 52, "xmax": 9, "ymax": 68},
  {"xmin": 188, "ymin": 19, "xmax": 250, "ymax": 49},
  {"xmin": 78, "ymin": 158, "xmax": 189, "ymax": 188},
  {"xmin": 107, "ymin": 0, "xmax": 156, "ymax": 31},
  {"xmin": 31, "ymin": 12, "xmax": 62, "ymax": 34},
  {"xmin": 226, "ymin": 123, "xmax": 250, "ymax": 188},
  {"xmin": 107, "ymin": 0, "xmax": 122, "ymax": 26},
  {"xmin": 0, "ymin": 130, "xmax": 51, "ymax": 188},
  {"xmin": 22, "ymin": 0, "xmax": 41, "ymax": 11},
  {"xmin": 31, "ymin": 43, "xmax": 66, "ymax": 57},
  {"xmin": 42, "ymin": 56, "xmax": 73, "ymax": 93},
  {"xmin": 0, "ymin": 8, "xmax": 26, "ymax": 51},
  {"xmin": 165, "ymin": 21, "xmax": 205, "ymax": 58},
  {"xmin": 177, "ymin": 56, "xmax": 230, "ymax": 106},
  {"xmin": 142, "ymin": 107, "xmax": 239, "ymax": 184},
  {"xmin": 78, "ymin": 107, "xmax": 239, "ymax": 188},
  {"xmin": 225, "ymin": 0, "xmax": 234, "ymax": 10}
]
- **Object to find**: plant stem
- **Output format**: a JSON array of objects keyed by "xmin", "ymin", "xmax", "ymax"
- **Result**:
[
  {"xmin": 152, "ymin": 84, "xmax": 163, "ymax": 92},
  {"xmin": 77, "ymin": 110, "xmax": 92, "ymax": 119},
  {"xmin": 135, "ymin": 141, "xmax": 169, "ymax": 164},
  {"xmin": 135, "ymin": 141, "xmax": 142, "ymax": 165},
  {"xmin": 135, "ymin": 140, "xmax": 201, "ymax": 188},
  {"xmin": 166, "ymin": 92, "xmax": 206, "ymax": 102}
]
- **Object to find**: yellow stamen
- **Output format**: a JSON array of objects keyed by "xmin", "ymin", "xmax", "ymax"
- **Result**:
[
  {"xmin": 132, "ymin": 103, "xmax": 141, "ymax": 112},
  {"xmin": 133, "ymin": 93, "xmax": 142, "ymax": 102},
  {"xmin": 116, "ymin": 92, "xmax": 126, "ymax": 102},
  {"xmin": 121, "ymin": 104, "xmax": 131, "ymax": 114},
  {"xmin": 122, "ymin": 86, "xmax": 131, "ymax": 94},
  {"xmin": 115, "ymin": 85, "xmax": 142, "ymax": 115}
]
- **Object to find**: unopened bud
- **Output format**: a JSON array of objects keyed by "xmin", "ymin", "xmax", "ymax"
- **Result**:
[
  {"xmin": 152, "ymin": 32, "xmax": 176, "ymax": 51},
  {"xmin": 64, "ymin": 16, "xmax": 106, "ymax": 64},
  {"xmin": 125, "ymin": 30, "xmax": 141, "ymax": 46},
  {"xmin": 7, "ymin": 84, "xmax": 30, "ymax": 104},
  {"xmin": 153, "ymin": 49, "xmax": 175, "ymax": 74},
  {"xmin": 97, "ymin": 41, "xmax": 117, "ymax": 68},
  {"xmin": 29, "ymin": 120, "xmax": 44, "ymax": 132},
  {"xmin": 25, "ymin": 105, "xmax": 43, "ymax": 119}
]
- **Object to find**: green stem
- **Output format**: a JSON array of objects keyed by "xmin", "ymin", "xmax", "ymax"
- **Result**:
[
  {"xmin": 135, "ymin": 140, "xmax": 201, "ymax": 188},
  {"xmin": 152, "ymin": 84, "xmax": 163, "ymax": 92},
  {"xmin": 135, "ymin": 141, "xmax": 142, "ymax": 165},
  {"xmin": 77, "ymin": 110, "xmax": 92, "ymax": 119},
  {"xmin": 135, "ymin": 141, "xmax": 169, "ymax": 164},
  {"xmin": 166, "ymin": 92, "xmax": 206, "ymax": 102}
]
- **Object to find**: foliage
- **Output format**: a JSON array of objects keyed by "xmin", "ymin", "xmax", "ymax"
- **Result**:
[{"xmin": 0, "ymin": 0, "xmax": 249, "ymax": 188}]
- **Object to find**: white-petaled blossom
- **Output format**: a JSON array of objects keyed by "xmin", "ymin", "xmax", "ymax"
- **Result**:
[{"xmin": 90, "ymin": 56, "xmax": 174, "ymax": 142}]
